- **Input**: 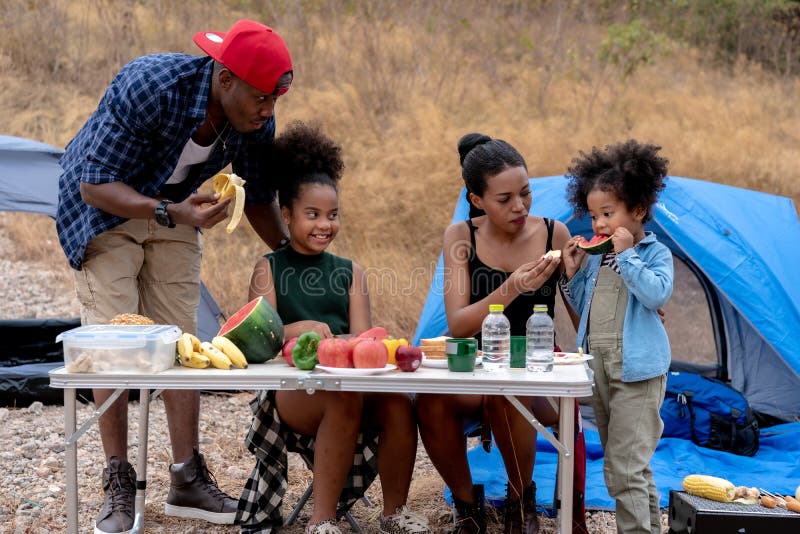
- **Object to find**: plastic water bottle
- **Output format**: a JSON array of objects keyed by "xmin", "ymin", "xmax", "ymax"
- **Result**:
[
  {"xmin": 481, "ymin": 304, "xmax": 510, "ymax": 371},
  {"xmin": 526, "ymin": 304, "xmax": 554, "ymax": 372}
]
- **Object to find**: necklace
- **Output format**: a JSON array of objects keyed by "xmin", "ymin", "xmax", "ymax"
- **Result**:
[{"xmin": 208, "ymin": 115, "xmax": 231, "ymax": 151}]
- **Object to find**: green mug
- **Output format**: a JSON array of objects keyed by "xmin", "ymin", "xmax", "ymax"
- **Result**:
[
  {"xmin": 446, "ymin": 338, "xmax": 477, "ymax": 372},
  {"xmin": 510, "ymin": 336, "xmax": 526, "ymax": 368}
]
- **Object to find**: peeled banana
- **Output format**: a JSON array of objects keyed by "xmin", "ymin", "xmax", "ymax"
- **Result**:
[
  {"xmin": 212, "ymin": 336, "xmax": 248, "ymax": 369},
  {"xmin": 199, "ymin": 341, "xmax": 233, "ymax": 370},
  {"xmin": 211, "ymin": 172, "xmax": 246, "ymax": 233}
]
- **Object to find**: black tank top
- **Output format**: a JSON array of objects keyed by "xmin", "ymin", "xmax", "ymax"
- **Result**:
[{"xmin": 467, "ymin": 217, "xmax": 558, "ymax": 337}]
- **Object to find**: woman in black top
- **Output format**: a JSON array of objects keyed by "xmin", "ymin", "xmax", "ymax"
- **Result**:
[
  {"xmin": 466, "ymin": 216, "xmax": 561, "ymax": 337},
  {"xmin": 415, "ymin": 133, "xmax": 575, "ymax": 534}
]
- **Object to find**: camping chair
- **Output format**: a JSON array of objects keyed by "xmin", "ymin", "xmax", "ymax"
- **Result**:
[
  {"xmin": 284, "ymin": 481, "xmax": 373, "ymax": 532},
  {"xmin": 284, "ymin": 448, "xmax": 375, "ymax": 532}
]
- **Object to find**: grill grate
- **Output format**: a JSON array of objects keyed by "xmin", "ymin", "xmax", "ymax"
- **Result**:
[{"xmin": 681, "ymin": 492, "xmax": 799, "ymax": 516}]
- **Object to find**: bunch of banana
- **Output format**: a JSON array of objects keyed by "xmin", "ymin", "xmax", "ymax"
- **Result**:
[
  {"xmin": 176, "ymin": 332, "xmax": 248, "ymax": 370},
  {"xmin": 177, "ymin": 333, "xmax": 209, "ymax": 368},
  {"xmin": 211, "ymin": 172, "xmax": 246, "ymax": 233}
]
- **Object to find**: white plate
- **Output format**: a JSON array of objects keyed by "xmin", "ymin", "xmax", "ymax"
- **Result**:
[
  {"xmin": 421, "ymin": 355, "xmax": 482, "ymax": 369},
  {"xmin": 553, "ymin": 352, "xmax": 594, "ymax": 365},
  {"xmin": 315, "ymin": 364, "xmax": 396, "ymax": 375},
  {"xmin": 421, "ymin": 355, "xmax": 447, "ymax": 368}
]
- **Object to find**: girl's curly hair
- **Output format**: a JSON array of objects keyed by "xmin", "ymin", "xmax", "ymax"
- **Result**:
[
  {"xmin": 566, "ymin": 139, "xmax": 668, "ymax": 222},
  {"xmin": 272, "ymin": 121, "xmax": 344, "ymax": 209}
]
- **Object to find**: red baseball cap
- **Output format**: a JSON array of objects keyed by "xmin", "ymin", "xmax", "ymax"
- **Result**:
[{"xmin": 194, "ymin": 20, "xmax": 293, "ymax": 95}]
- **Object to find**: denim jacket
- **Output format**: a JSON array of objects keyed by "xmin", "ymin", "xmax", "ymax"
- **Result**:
[{"xmin": 564, "ymin": 232, "xmax": 673, "ymax": 382}]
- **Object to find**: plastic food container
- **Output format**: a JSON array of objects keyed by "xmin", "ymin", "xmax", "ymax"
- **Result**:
[{"xmin": 57, "ymin": 325, "xmax": 182, "ymax": 373}]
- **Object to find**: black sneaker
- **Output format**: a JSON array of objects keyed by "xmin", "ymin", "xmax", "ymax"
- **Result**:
[
  {"xmin": 94, "ymin": 457, "xmax": 136, "ymax": 534},
  {"xmin": 164, "ymin": 448, "xmax": 237, "ymax": 524}
]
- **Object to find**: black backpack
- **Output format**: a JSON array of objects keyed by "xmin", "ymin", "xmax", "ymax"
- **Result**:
[{"xmin": 660, "ymin": 372, "xmax": 759, "ymax": 456}]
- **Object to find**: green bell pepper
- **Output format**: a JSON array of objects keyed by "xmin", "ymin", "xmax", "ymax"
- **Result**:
[{"xmin": 292, "ymin": 331, "xmax": 321, "ymax": 370}]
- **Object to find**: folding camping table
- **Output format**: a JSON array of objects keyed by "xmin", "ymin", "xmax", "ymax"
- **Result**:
[{"xmin": 49, "ymin": 360, "xmax": 593, "ymax": 534}]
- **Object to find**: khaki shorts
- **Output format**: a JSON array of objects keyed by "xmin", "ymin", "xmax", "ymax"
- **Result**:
[{"xmin": 72, "ymin": 218, "xmax": 202, "ymax": 334}]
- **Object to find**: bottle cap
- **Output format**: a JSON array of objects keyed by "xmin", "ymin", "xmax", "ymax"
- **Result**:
[
  {"xmin": 489, "ymin": 304, "xmax": 504, "ymax": 313},
  {"xmin": 533, "ymin": 304, "xmax": 548, "ymax": 313}
]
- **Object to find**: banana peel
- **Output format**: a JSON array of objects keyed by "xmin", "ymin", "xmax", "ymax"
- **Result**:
[{"xmin": 211, "ymin": 172, "xmax": 246, "ymax": 233}]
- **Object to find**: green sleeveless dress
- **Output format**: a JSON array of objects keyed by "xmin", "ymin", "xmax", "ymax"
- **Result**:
[{"xmin": 266, "ymin": 246, "xmax": 353, "ymax": 335}]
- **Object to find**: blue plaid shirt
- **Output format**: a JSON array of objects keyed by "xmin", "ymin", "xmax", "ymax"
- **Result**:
[{"xmin": 57, "ymin": 53, "xmax": 278, "ymax": 270}]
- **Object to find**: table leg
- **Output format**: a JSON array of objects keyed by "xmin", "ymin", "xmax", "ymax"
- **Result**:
[
  {"xmin": 131, "ymin": 388, "xmax": 151, "ymax": 533},
  {"xmin": 64, "ymin": 388, "xmax": 78, "ymax": 534},
  {"xmin": 557, "ymin": 397, "xmax": 575, "ymax": 534}
]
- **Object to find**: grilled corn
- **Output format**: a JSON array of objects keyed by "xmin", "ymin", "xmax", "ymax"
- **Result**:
[{"xmin": 682, "ymin": 475, "xmax": 735, "ymax": 502}]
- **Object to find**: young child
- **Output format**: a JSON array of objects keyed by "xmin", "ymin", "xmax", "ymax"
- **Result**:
[
  {"xmin": 560, "ymin": 139, "xmax": 673, "ymax": 534},
  {"xmin": 237, "ymin": 122, "xmax": 428, "ymax": 534}
]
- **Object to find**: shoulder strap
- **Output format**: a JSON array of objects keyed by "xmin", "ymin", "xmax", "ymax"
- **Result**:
[
  {"xmin": 544, "ymin": 217, "xmax": 554, "ymax": 251},
  {"xmin": 685, "ymin": 392, "xmax": 700, "ymax": 446}
]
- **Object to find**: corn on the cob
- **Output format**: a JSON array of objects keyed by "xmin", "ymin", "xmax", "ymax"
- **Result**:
[{"xmin": 682, "ymin": 475, "xmax": 735, "ymax": 502}]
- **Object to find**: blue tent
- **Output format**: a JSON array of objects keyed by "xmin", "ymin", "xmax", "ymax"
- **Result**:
[{"xmin": 414, "ymin": 175, "xmax": 800, "ymax": 421}]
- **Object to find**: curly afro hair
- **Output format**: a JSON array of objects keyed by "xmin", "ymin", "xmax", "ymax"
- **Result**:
[
  {"xmin": 272, "ymin": 121, "xmax": 344, "ymax": 210},
  {"xmin": 566, "ymin": 139, "xmax": 668, "ymax": 223}
]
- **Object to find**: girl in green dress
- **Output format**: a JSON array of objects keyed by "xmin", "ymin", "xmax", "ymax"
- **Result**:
[{"xmin": 240, "ymin": 122, "xmax": 429, "ymax": 534}]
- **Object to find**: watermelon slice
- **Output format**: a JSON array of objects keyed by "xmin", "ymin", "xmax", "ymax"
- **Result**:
[
  {"xmin": 218, "ymin": 297, "xmax": 284, "ymax": 363},
  {"xmin": 577, "ymin": 234, "xmax": 614, "ymax": 255}
]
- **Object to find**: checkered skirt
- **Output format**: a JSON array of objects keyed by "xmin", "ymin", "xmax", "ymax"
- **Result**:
[{"xmin": 236, "ymin": 390, "xmax": 379, "ymax": 533}]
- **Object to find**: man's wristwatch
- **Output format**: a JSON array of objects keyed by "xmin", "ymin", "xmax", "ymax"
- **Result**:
[{"xmin": 154, "ymin": 199, "xmax": 175, "ymax": 228}]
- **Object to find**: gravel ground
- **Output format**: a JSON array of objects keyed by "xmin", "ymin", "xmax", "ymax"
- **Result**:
[
  {"xmin": 0, "ymin": 228, "xmax": 668, "ymax": 533},
  {"xmin": 1, "ymin": 396, "xmax": 645, "ymax": 534}
]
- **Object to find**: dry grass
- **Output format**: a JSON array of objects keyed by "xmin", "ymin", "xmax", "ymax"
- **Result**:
[{"xmin": 1, "ymin": 0, "xmax": 798, "ymax": 346}]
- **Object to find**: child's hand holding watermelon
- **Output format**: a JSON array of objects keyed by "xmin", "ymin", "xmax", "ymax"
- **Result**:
[{"xmin": 562, "ymin": 236, "xmax": 587, "ymax": 279}]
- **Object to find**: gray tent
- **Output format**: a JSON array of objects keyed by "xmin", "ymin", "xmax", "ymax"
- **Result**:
[{"xmin": 0, "ymin": 135, "xmax": 225, "ymax": 339}]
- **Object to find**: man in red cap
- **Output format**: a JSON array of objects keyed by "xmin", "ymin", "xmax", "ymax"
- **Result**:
[{"xmin": 56, "ymin": 20, "xmax": 293, "ymax": 534}]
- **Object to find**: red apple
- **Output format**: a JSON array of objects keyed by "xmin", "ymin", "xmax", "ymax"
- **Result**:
[
  {"xmin": 357, "ymin": 326, "xmax": 389, "ymax": 340},
  {"xmin": 347, "ymin": 337, "xmax": 367, "ymax": 350},
  {"xmin": 352, "ymin": 339, "xmax": 388, "ymax": 368},
  {"xmin": 395, "ymin": 345, "xmax": 422, "ymax": 372},
  {"xmin": 317, "ymin": 338, "xmax": 354, "ymax": 368},
  {"xmin": 281, "ymin": 337, "xmax": 298, "ymax": 366}
]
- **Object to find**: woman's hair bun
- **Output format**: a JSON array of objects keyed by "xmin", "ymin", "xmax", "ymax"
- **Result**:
[{"xmin": 457, "ymin": 133, "xmax": 492, "ymax": 166}]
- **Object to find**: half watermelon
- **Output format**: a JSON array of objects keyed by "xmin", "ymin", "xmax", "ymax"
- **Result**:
[
  {"xmin": 577, "ymin": 234, "xmax": 614, "ymax": 255},
  {"xmin": 217, "ymin": 296, "xmax": 284, "ymax": 363}
]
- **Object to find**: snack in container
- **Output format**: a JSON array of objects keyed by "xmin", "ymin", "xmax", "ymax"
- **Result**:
[{"xmin": 58, "ymin": 324, "xmax": 182, "ymax": 373}]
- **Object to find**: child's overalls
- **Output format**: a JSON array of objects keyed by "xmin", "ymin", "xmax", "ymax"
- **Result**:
[{"xmin": 587, "ymin": 266, "xmax": 665, "ymax": 534}]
